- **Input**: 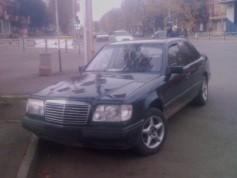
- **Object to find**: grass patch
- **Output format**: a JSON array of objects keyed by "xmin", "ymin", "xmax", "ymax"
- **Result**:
[{"xmin": 0, "ymin": 95, "xmax": 28, "ymax": 106}]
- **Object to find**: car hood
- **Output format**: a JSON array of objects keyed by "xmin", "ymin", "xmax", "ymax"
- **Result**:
[{"xmin": 34, "ymin": 72, "xmax": 159, "ymax": 101}]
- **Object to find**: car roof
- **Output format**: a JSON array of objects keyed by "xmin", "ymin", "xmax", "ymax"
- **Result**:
[{"xmin": 108, "ymin": 38, "xmax": 187, "ymax": 46}]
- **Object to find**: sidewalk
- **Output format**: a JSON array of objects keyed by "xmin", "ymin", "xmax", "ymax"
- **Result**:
[
  {"xmin": 0, "ymin": 98, "xmax": 31, "ymax": 178},
  {"xmin": 0, "ymin": 47, "xmax": 85, "ymax": 178},
  {"xmin": 0, "ymin": 46, "xmax": 85, "ymax": 95}
]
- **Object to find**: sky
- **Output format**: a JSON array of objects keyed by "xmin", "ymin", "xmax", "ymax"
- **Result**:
[{"xmin": 92, "ymin": 0, "xmax": 123, "ymax": 20}]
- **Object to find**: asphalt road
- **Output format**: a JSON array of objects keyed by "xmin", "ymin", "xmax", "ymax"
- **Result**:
[{"xmin": 8, "ymin": 40, "xmax": 237, "ymax": 178}]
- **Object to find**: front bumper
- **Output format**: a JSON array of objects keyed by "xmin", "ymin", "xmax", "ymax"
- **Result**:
[{"xmin": 22, "ymin": 116, "xmax": 143, "ymax": 149}]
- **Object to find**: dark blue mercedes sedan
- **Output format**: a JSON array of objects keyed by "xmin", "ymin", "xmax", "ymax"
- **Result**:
[{"xmin": 22, "ymin": 38, "xmax": 211, "ymax": 155}]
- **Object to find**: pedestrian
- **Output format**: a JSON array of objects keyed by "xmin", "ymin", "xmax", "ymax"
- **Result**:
[
  {"xmin": 166, "ymin": 25, "xmax": 172, "ymax": 37},
  {"xmin": 170, "ymin": 26, "xmax": 179, "ymax": 37},
  {"xmin": 184, "ymin": 28, "xmax": 188, "ymax": 38}
]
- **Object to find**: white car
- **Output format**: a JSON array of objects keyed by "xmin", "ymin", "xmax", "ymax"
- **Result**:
[
  {"xmin": 152, "ymin": 31, "xmax": 167, "ymax": 39},
  {"xmin": 96, "ymin": 31, "xmax": 109, "ymax": 42},
  {"xmin": 114, "ymin": 31, "xmax": 133, "ymax": 42}
]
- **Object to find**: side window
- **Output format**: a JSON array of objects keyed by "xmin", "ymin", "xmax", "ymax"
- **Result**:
[
  {"xmin": 168, "ymin": 44, "xmax": 185, "ymax": 66},
  {"xmin": 178, "ymin": 42, "xmax": 200, "ymax": 64},
  {"xmin": 190, "ymin": 43, "xmax": 201, "ymax": 59}
]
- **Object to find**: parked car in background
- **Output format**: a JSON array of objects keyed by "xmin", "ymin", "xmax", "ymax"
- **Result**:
[
  {"xmin": 152, "ymin": 30, "xmax": 167, "ymax": 39},
  {"xmin": 96, "ymin": 31, "xmax": 110, "ymax": 42},
  {"xmin": 22, "ymin": 38, "xmax": 210, "ymax": 155},
  {"xmin": 114, "ymin": 30, "xmax": 133, "ymax": 41}
]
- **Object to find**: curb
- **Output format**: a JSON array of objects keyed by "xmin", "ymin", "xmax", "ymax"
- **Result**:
[
  {"xmin": 0, "ymin": 95, "xmax": 29, "ymax": 99},
  {"xmin": 16, "ymin": 135, "xmax": 39, "ymax": 178}
]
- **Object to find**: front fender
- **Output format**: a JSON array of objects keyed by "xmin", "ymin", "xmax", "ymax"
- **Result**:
[{"xmin": 144, "ymin": 91, "xmax": 164, "ymax": 112}]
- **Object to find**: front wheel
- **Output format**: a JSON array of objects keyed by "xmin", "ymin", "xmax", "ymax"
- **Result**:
[
  {"xmin": 136, "ymin": 108, "xmax": 167, "ymax": 155},
  {"xmin": 193, "ymin": 76, "xmax": 208, "ymax": 106}
]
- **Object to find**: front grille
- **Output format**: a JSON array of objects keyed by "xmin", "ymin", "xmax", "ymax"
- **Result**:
[{"xmin": 45, "ymin": 100, "xmax": 91, "ymax": 126}]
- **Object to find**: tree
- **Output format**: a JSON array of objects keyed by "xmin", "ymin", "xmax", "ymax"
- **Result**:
[
  {"xmin": 48, "ymin": 0, "xmax": 80, "ymax": 35},
  {"xmin": 99, "ymin": 0, "xmax": 208, "ymax": 34},
  {"xmin": 18, "ymin": 0, "xmax": 49, "ymax": 28},
  {"xmin": 100, "ymin": 8, "xmax": 123, "ymax": 33},
  {"xmin": 5, "ymin": 0, "xmax": 19, "ymax": 17},
  {"xmin": 170, "ymin": 0, "xmax": 208, "ymax": 31}
]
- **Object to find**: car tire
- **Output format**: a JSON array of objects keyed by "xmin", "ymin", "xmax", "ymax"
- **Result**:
[
  {"xmin": 136, "ymin": 108, "xmax": 167, "ymax": 155},
  {"xmin": 193, "ymin": 76, "xmax": 208, "ymax": 106}
]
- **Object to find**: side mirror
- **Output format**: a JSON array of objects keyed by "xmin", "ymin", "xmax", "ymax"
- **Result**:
[
  {"xmin": 169, "ymin": 66, "xmax": 184, "ymax": 74},
  {"xmin": 165, "ymin": 66, "xmax": 184, "ymax": 81}
]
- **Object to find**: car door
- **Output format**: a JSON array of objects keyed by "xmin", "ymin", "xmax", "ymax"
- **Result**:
[
  {"xmin": 161, "ymin": 43, "xmax": 191, "ymax": 118},
  {"xmin": 177, "ymin": 41, "xmax": 204, "ymax": 100}
]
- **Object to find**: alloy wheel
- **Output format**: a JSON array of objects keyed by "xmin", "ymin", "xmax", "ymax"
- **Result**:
[{"xmin": 142, "ymin": 116, "xmax": 164, "ymax": 149}]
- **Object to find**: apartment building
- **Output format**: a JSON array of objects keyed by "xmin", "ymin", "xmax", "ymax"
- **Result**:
[
  {"xmin": 219, "ymin": 0, "xmax": 237, "ymax": 32},
  {"xmin": 206, "ymin": 0, "xmax": 227, "ymax": 31},
  {"xmin": 207, "ymin": 0, "xmax": 237, "ymax": 32}
]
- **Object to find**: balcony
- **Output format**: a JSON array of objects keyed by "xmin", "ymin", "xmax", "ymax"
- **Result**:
[
  {"xmin": 209, "ymin": 15, "xmax": 226, "ymax": 20},
  {"xmin": 218, "ymin": 0, "xmax": 237, "ymax": 4},
  {"xmin": 209, "ymin": 10, "xmax": 227, "ymax": 20}
]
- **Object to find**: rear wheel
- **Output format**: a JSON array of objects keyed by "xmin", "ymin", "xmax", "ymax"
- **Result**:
[
  {"xmin": 136, "ymin": 108, "xmax": 167, "ymax": 155},
  {"xmin": 193, "ymin": 76, "xmax": 208, "ymax": 106}
]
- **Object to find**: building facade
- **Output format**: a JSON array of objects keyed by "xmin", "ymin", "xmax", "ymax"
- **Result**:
[
  {"xmin": 219, "ymin": 0, "xmax": 237, "ymax": 32},
  {"xmin": 207, "ymin": 0, "xmax": 237, "ymax": 32},
  {"xmin": 206, "ymin": 0, "xmax": 227, "ymax": 32}
]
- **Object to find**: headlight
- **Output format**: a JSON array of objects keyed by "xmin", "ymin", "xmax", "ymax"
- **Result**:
[
  {"xmin": 93, "ymin": 105, "xmax": 133, "ymax": 122},
  {"xmin": 26, "ymin": 99, "xmax": 44, "ymax": 116}
]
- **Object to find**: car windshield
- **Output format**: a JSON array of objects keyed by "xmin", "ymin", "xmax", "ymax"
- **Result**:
[
  {"xmin": 115, "ymin": 31, "xmax": 130, "ymax": 36},
  {"xmin": 86, "ymin": 43, "xmax": 163, "ymax": 73}
]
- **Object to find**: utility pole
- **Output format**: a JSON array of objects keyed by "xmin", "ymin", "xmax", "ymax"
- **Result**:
[
  {"xmin": 84, "ymin": 0, "xmax": 94, "ymax": 65},
  {"xmin": 55, "ymin": 0, "xmax": 59, "ymax": 37},
  {"xmin": 55, "ymin": 0, "xmax": 62, "ymax": 72},
  {"xmin": 168, "ymin": 0, "xmax": 171, "ymax": 23},
  {"xmin": 72, "ymin": 0, "xmax": 75, "ymax": 39}
]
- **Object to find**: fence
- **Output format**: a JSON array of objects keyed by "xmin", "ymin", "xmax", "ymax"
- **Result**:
[
  {"xmin": 188, "ymin": 32, "xmax": 237, "ymax": 41},
  {"xmin": 0, "ymin": 37, "xmax": 83, "ymax": 53},
  {"xmin": 0, "ymin": 37, "xmax": 87, "ymax": 75},
  {"xmin": 1, "ymin": 33, "xmax": 236, "ymax": 52}
]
